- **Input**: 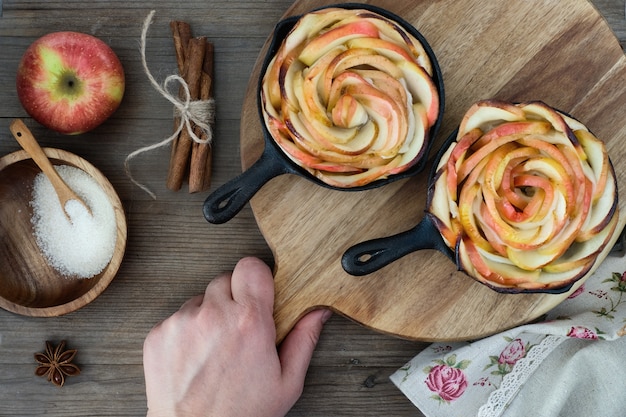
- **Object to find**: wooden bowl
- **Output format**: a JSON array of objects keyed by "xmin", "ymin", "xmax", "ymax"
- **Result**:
[{"xmin": 0, "ymin": 148, "xmax": 127, "ymax": 317}]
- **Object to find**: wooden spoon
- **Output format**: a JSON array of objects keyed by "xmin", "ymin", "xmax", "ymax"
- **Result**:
[{"xmin": 9, "ymin": 119, "xmax": 91, "ymax": 218}]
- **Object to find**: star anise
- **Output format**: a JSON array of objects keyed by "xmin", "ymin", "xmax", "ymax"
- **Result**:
[{"xmin": 34, "ymin": 340, "xmax": 81, "ymax": 387}]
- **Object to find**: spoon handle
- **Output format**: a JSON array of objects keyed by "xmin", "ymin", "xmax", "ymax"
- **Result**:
[{"xmin": 9, "ymin": 119, "xmax": 88, "ymax": 214}]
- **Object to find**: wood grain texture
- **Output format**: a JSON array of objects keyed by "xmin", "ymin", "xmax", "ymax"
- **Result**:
[
  {"xmin": 240, "ymin": 0, "xmax": 626, "ymax": 343},
  {"xmin": 0, "ymin": 1, "xmax": 623, "ymax": 416},
  {"xmin": 0, "ymin": 148, "xmax": 126, "ymax": 317}
]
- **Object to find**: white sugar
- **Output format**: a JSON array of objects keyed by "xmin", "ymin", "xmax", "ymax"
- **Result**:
[{"xmin": 31, "ymin": 165, "xmax": 117, "ymax": 279}]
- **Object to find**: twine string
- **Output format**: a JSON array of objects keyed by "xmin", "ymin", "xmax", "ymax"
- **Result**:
[{"xmin": 124, "ymin": 10, "xmax": 215, "ymax": 199}]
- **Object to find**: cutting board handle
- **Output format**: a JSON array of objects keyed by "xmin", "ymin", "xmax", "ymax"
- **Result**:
[{"xmin": 341, "ymin": 215, "xmax": 453, "ymax": 276}]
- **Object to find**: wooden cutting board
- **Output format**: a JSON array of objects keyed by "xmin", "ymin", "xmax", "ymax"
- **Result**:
[{"xmin": 239, "ymin": 0, "xmax": 626, "ymax": 342}]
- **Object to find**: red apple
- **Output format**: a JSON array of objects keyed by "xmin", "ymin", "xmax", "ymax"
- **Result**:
[{"xmin": 16, "ymin": 31, "xmax": 125, "ymax": 135}]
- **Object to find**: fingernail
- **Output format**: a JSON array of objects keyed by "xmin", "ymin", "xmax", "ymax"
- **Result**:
[{"xmin": 321, "ymin": 309, "xmax": 333, "ymax": 324}]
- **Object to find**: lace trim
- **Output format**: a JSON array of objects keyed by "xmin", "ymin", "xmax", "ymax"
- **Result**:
[{"xmin": 477, "ymin": 334, "xmax": 566, "ymax": 417}]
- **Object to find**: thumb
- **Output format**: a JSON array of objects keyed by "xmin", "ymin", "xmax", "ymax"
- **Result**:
[{"xmin": 278, "ymin": 309, "xmax": 332, "ymax": 388}]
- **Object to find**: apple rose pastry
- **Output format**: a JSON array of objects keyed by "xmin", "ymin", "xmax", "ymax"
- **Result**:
[
  {"xmin": 429, "ymin": 100, "xmax": 618, "ymax": 291},
  {"xmin": 260, "ymin": 7, "xmax": 440, "ymax": 188}
]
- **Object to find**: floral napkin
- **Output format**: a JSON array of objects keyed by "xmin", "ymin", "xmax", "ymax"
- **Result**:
[{"xmin": 391, "ymin": 247, "xmax": 626, "ymax": 417}]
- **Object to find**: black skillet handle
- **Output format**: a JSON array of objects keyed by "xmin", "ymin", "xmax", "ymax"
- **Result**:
[
  {"xmin": 203, "ymin": 147, "xmax": 291, "ymax": 224},
  {"xmin": 341, "ymin": 216, "xmax": 452, "ymax": 276},
  {"xmin": 203, "ymin": 15, "xmax": 302, "ymax": 225}
]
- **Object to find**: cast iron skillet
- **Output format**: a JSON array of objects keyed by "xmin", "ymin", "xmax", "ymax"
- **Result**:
[
  {"xmin": 203, "ymin": 3, "xmax": 445, "ymax": 224},
  {"xmin": 341, "ymin": 127, "xmax": 581, "ymax": 295},
  {"xmin": 341, "ymin": 130, "xmax": 456, "ymax": 278}
]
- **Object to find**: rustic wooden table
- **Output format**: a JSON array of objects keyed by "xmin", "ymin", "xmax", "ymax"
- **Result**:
[{"xmin": 0, "ymin": 1, "xmax": 624, "ymax": 416}]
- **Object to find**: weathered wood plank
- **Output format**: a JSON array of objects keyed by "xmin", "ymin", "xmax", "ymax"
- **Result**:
[{"xmin": 0, "ymin": 1, "xmax": 623, "ymax": 416}]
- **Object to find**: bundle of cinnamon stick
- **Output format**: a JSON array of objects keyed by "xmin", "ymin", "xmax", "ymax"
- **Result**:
[{"xmin": 167, "ymin": 20, "xmax": 215, "ymax": 193}]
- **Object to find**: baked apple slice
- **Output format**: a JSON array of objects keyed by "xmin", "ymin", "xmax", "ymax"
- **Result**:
[
  {"xmin": 260, "ymin": 7, "xmax": 440, "ymax": 188},
  {"xmin": 428, "ymin": 99, "xmax": 618, "ymax": 292}
]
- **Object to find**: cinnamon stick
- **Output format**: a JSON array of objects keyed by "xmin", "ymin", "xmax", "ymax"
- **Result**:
[
  {"xmin": 189, "ymin": 41, "xmax": 214, "ymax": 193},
  {"xmin": 170, "ymin": 21, "xmax": 191, "ymax": 74},
  {"xmin": 166, "ymin": 21, "xmax": 192, "ymax": 191},
  {"xmin": 166, "ymin": 36, "xmax": 207, "ymax": 191}
]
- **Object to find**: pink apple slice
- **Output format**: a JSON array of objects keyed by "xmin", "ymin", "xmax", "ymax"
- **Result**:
[
  {"xmin": 346, "ymin": 37, "xmax": 417, "ymax": 63},
  {"xmin": 316, "ymin": 155, "xmax": 403, "ymax": 188},
  {"xmin": 352, "ymin": 13, "xmax": 433, "ymax": 75},
  {"xmin": 302, "ymin": 45, "xmax": 346, "ymax": 109},
  {"xmin": 577, "ymin": 171, "xmax": 617, "ymax": 242},
  {"xmin": 288, "ymin": 109, "xmax": 377, "ymax": 156},
  {"xmin": 298, "ymin": 20, "xmax": 381, "ymax": 66},
  {"xmin": 543, "ymin": 214, "xmax": 618, "ymax": 273},
  {"xmin": 458, "ymin": 100, "xmax": 526, "ymax": 135},
  {"xmin": 261, "ymin": 7, "xmax": 440, "ymax": 188},
  {"xmin": 396, "ymin": 60, "xmax": 440, "ymax": 127},
  {"xmin": 575, "ymin": 129, "xmax": 611, "ymax": 202},
  {"xmin": 331, "ymin": 94, "xmax": 369, "ymax": 128},
  {"xmin": 428, "ymin": 99, "xmax": 619, "ymax": 292},
  {"xmin": 390, "ymin": 103, "xmax": 428, "ymax": 172},
  {"xmin": 456, "ymin": 121, "xmax": 552, "ymax": 182},
  {"xmin": 519, "ymin": 101, "xmax": 577, "ymax": 140}
]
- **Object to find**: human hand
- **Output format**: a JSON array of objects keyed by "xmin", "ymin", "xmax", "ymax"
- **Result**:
[{"xmin": 143, "ymin": 257, "xmax": 331, "ymax": 417}]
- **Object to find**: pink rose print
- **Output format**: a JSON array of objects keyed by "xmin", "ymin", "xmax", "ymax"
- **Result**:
[
  {"xmin": 567, "ymin": 284, "xmax": 585, "ymax": 299},
  {"xmin": 425, "ymin": 364, "xmax": 468, "ymax": 402},
  {"xmin": 498, "ymin": 339, "xmax": 526, "ymax": 365},
  {"xmin": 567, "ymin": 326, "xmax": 598, "ymax": 340},
  {"xmin": 484, "ymin": 337, "xmax": 535, "ymax": 382}
]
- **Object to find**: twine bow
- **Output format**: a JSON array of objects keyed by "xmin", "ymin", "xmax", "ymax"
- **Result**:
[{"xmin": 125, "ymin": 10, "xmax": 215, "ymax": 199}]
